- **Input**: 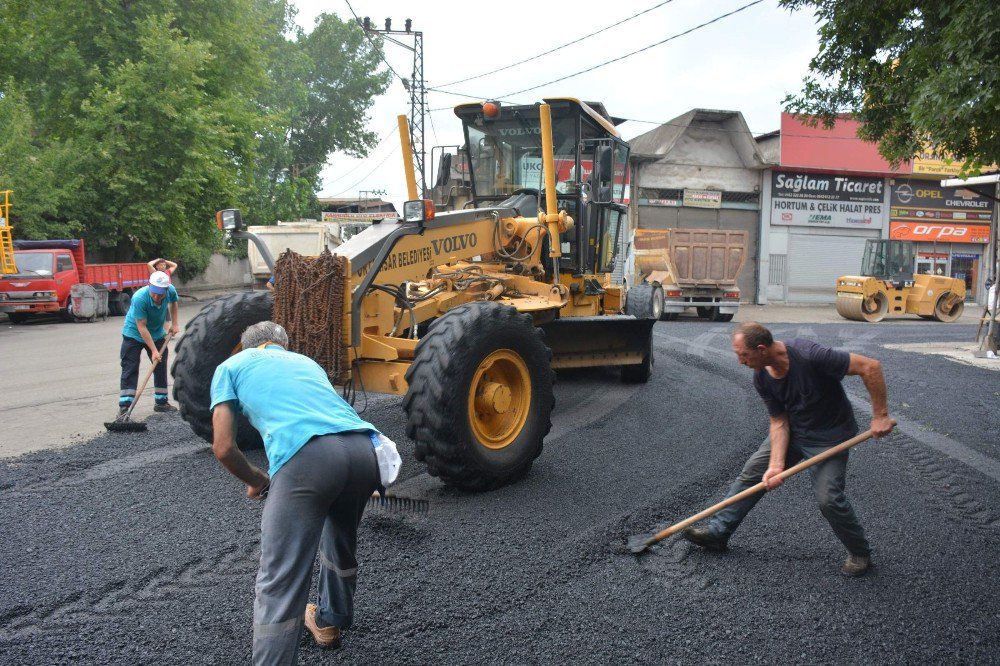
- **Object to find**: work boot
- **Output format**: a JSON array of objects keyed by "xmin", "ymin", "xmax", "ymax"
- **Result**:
[
  {"xmin": 153, "ymin": 402, "xmax": 178, "ymax": 413},
  {"xmin": 118, "ymin": 404, "xmax": 130, "ymax": 416},
  {"xmin": 681, "ymin": 526, "xmax": 729, "ymax": 552},
  {"xmin": 304, "ymin": 603, "xmax": 341, "ymax": 648},
  {"xmin": 840, "ymin": 554, "xmax": 871, "ymax": 577}
]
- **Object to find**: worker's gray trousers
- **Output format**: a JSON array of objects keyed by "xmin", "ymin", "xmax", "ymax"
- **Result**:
[
  {"xmin": 252, "ymin": 431, "xmax": 379, "ymax": 666},
  {"xmin": 707, "ymin": 437, "xmax": 871, "ymax": 556}
]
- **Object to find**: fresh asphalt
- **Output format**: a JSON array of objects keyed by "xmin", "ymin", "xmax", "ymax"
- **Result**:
[{"xmin": 1, "ymin": 316, "xmax": 997, "ymax": 664}]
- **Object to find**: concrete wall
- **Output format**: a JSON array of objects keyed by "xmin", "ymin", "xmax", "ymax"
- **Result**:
[{"xmin": 174, "ymin": 254, "xmax": 250, "ymax": 293}]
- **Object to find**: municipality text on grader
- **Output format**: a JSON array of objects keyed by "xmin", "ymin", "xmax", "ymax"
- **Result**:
[{"xmin": 172, "ymin": 99, "xmax": 658, "ymax": 491}]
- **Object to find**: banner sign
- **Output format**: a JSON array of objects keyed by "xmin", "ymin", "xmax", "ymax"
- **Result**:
[
  {"xmin": 889, "ymin": 178, "xmax": 995, "ymax": 225},
  {"xmin": 683, "ymin": 189, "xmax": 722, "ymax": 209},
  {"xmin": 771, "ymin": 171, "xmax": 885, "ymax": 228},
  {"xmin": 321, "ymin": 211, "xmax": 397, "ymax": 221},
  {"xmin": 890, "ymin": 221, "xmax": 991, "ymax": 244}
]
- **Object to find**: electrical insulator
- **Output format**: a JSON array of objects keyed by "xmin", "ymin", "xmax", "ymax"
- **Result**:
[
  {"xmin": 405, "ymin": 19, "xmax": 412, "ymax": 32},
  {"xmin": 362, "ymin": 16, "xmax": 370, "ymax": 30},
  {"xmin": 385, "ymin": 18, "xmax": 391, "ymax": 31}
]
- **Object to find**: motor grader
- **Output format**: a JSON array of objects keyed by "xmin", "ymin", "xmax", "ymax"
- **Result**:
[
  {"xmin": 835, "ymin": 239, "xmax": 965, "ymax": 323},
  {"xmin": 172, "ymin": 99, "xmax": 658, "ymax": 491}
]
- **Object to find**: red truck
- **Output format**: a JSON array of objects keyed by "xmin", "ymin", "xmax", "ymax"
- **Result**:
[{"xmin": 0, "ymin": 239, "xmax": 149, "ymax": 323}]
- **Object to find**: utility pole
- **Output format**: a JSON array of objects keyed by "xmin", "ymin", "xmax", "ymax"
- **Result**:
[{"xmin": 362, "ymin": 17, "xmax": 425, "ymax": 196}]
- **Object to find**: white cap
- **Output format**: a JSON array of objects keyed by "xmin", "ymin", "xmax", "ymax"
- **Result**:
[{"xmin": 149, "ymin": 270, "xmax": 171, "ymax": 295}]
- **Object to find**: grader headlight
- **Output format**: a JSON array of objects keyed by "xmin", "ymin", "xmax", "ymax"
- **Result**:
[{"xmin": 403, "ymin": 199, "xmax": 435, "ymax": 225}]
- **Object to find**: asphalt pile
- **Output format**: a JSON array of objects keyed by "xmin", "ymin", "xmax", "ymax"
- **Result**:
[{"xmin": 1, "ymin": 321, "xmax": 997, "ymax": 664}]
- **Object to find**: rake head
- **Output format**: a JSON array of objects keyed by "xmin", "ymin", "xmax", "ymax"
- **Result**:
[
  {"xmin": 366, "ymin": 493, "xmax": 429, "ymax": 516},
  {"xmin": 104, "ymin": 415, "xmax": 148, "ymax": 433},
  {"xmin": 626, "ymin": 534, "xmax": 653, "ymax": 555}
]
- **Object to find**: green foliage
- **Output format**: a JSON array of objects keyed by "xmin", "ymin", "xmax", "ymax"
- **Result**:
[
  {"xmin": 0, "ymin": 0, "xmax": 390, "ymax": 275},
  {"xmin": 782, "ymin": 0, "xmax": 1000, "ymax": 172}
]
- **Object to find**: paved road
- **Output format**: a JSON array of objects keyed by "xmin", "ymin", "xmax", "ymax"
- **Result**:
[{"xmin": 1, "ymin": 308, "xmax": 998, "ymax": 664}]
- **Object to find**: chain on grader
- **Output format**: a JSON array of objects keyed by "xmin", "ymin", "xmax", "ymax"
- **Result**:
[{"xmin": 272, "ymin": 249, "xmax": 349, "ymax": 384}]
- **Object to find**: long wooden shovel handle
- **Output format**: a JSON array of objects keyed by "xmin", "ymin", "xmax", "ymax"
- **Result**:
[
  {"xmin": 124, "ymin": 332, "xmax": 173, "ymax": 419},
  {"xmin": 644, "ymin": 421, "xmax": 896, "ymax": 548}
]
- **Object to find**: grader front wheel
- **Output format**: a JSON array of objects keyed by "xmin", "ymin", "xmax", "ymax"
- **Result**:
[{"xmin": 403, "ymin": 302, "xmax": 554, "ymax": 492}]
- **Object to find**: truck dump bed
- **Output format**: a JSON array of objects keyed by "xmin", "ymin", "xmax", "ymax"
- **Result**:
[{"xmin": 634, "ymin": 228, "xmax": 747, "ymax": 288}]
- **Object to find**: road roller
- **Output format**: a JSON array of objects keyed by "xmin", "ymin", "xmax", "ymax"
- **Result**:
[{"xmin": 835, "ymin": 239, "xmax": 966, "ymax": 323}]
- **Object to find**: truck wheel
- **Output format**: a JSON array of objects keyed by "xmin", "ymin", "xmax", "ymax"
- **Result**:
[
  {"xmin": 625, "ymin": 283, "xmax": 657, "ymax": 319},
  {"xmin": 621, "ymin": 325, "xmax": 654, "ymax": 383},
  {"xmin": 710, "ymin": 309, "xmax": 734, "ymax": 323},
  {"xmin": 110, "ymin": 291, "xmax": 131, "ymax": 316},
  {"xmin": 651, "ymin": 286, "xmax": 664, "ymax": 320},
  {"xmin": 932, "ymin": 293, "xmax": 964, "ymax": 322},
  {"xmin": 61, "ymin": 300, "xmax": 75, "ymax": 322},
  {"xmin": 403, "ymin": 302, "xmax": 554, "ymax": 492},
  {"xmin": 171, "ymin": 291, "xmax": 273, "ymax": 450},
  {"xmin": 696, "ymin": 307, "xmax": 713, "ymax": 319}
]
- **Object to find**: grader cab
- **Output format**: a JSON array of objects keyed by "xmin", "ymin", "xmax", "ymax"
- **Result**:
[
  {"xmin": 172, "ymin": 99, "xmax": 657, "ymax": 491},
  {"xmin": 835, "ymin": 239, "xmax": 965, "ymax": 323}
]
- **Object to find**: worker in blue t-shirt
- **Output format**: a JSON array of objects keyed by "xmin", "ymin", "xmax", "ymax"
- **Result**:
[
  {"xmin": 118, "ymin": 271, "xmax": 180, "ymax": 414},
  {"xmin": 683, "ymin": 322, "xmax": 894, "ymax": 577},
  {"xmin": 209, "ymin": 321, "xmax": 382, "ymax": 662}
]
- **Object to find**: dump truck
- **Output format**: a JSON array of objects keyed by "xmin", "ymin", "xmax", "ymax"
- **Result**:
[
  {"xmin": 172, "ymin": 98, "xmax": 658, "ymax": 491},
  {"xmin": 835, "ymin": 239, "xmax": 966, "ymax": 323},
  {"xmin": 0, "ymin": 239, "xmax": 148, "ymax": 323},
  {"xmin": 625, "ymin": 227, "xmax": 747, "ymax": 322}
]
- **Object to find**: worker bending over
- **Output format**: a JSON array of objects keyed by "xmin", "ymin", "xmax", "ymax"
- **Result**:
[
  {"xmin": 210, "ymin": 321, "xmax": 387, "ymax": 664},
  {"xmin": 118, "ymin": 271, "xmax": 179, "ymax": 414},
  {"xmin": 683, "ymin": 322, "xmax": 893, "ymax": 576}
]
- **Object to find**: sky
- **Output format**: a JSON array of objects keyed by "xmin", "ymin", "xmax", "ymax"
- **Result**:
[{"xmin": 291, "ymin": 0, "xmax": 823, "ymax": 211}]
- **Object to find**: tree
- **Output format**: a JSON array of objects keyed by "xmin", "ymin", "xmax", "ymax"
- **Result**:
[
  {"xmin": 0, "ymin": 1, "xmax": 390, "ymax": 275},
  {"xmin": 781, "ymin": 0, "xmax": 1000, "ymax": 172}
]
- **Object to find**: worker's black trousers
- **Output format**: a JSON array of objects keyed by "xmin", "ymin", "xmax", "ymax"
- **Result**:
[
  {"xmin": 118, "ymin": 336, "xmax": 168, "ymax": 407},
  {"xmin": 252, "ymin": 431, "xmax": 380, "ymax": 666}
]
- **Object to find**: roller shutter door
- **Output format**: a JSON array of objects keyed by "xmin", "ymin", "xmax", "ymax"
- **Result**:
[{"xmin": 786, "ymin": 232, "xmax": 874, "ymax": 303}]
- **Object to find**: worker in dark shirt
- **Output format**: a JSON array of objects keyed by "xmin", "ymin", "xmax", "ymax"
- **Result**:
[{"xmin": 683, "ymin": 322, "xmax": 894, "ymax": 576}]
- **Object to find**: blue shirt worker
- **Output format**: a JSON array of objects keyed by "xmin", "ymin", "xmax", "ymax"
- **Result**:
[
  {"xmin": 682, "ymin": 322, "xmax": 894, "ymax": 577},
  {"xmin": 210, "ymin": 321, "xmax": 382, "ymax": 664},
  {"xmin": 118, "ymin": 271, "xmax": 179, "ymax": 414}
]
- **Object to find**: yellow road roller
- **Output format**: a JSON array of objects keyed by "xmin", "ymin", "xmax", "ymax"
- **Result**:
[{"xmin": 835, "ymin": 239, "xmax": 965, "ymax": 322}]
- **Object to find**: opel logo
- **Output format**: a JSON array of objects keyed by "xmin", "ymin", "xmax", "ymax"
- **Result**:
[{"xmin": 895, "ymin": 183, "xmax": 914, "ymax": 203}]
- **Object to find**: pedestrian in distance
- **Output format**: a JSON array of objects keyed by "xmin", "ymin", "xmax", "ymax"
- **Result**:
[
  {"xmin": 147, "ymin": 257, "xmax": 178, "ymax": 276},
  {"xmin": 118, "ymin": 271, "xmax": 180, "ymax": 414},
  {"xmin": 210, "ymin": 321, "xmax": 398, "ymax": 664},
  {"xmin": 682, "ymin": 321, "xmax": 894, "ymax": 577}
]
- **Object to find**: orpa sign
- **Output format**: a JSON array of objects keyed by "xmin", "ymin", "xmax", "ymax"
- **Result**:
[{"xmin": 890, "ymin": 221, "xmax": 991, "ymax": 243}]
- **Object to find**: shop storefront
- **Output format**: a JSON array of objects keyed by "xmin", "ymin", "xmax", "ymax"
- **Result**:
[
  {"xmin": 889, "ymin": 178, "xmax": 994, "ymax": 301},
  {"xmin": 765, "ymin": 171, "xmax": 887, "ymax": 303}
]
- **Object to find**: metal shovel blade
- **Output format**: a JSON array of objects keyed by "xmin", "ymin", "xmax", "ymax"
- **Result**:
[{"xmin": 626, "ymin": 534, "xmax": 652, "ymax": 555}]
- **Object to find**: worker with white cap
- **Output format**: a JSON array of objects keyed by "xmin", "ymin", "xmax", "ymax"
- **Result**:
[{"xmin": 118, "ymin": 271, "xmax": 180, "ymax": 414}]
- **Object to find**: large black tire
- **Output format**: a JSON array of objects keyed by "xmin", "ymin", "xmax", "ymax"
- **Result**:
[
  {"xmin": 710, "ymin": 309, "xmax": 734, "ymax": 323},
  {"xmin": 109, "ymin": 290, "xmax": 131, "ymax": 316},
  {"xmin": 171, "ymin": 291, "xmax": 273, "ymax": 450},
  {"xmin": 696, "ymin": 306, "xmax": 713, "ymax": 320},
  {"xmin": 621, "ymin": 326, "xmax": 654, "ymax": 383},
  {"xmin": 403, "ymin": 302, "xmax": 554, "ymax": 492},
  {"xmin": 625, "ymin": 283, "xmax": 657, "ymax": 319}
]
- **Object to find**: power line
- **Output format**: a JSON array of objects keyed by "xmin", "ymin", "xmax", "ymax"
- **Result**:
[
  {"xmin": 330, "ymin": 145, "xmax": 402, "ymax": 197},
  {"xmin": 321, "ymin": 125, "xmax": 399, "ymax": 188},
  {"xmin": 342, "ymin": 0, "xmax": 404, "ymax": 81},
  {"xmin": 433, "ymin": 0, "xmax": 678, "ymax": 89},
  {"xmin": 499, "ymin": 0, "xmax": 765, "ymax": 98}
]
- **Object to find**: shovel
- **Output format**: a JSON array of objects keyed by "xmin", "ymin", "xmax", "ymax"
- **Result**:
[
  {"xmin": 105, "ymin": 333, "xmax": 173, "ymax": 433},
  {"xmin": 627, "ymin": 423, "xmax": 894, "ymax": 554}
]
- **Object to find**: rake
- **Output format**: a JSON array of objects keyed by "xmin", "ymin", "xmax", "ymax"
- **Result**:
[{"xmin": 105, "ymin": 333, "xmax": 173, "ymax": 433}]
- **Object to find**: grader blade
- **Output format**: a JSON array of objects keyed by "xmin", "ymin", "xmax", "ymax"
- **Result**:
[{"xmin": 541, "ymin": 316, "xmax": 656, "ymax": 370}]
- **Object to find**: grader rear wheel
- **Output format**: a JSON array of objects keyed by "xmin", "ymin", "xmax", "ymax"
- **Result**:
[
  {"xmin": 403, "ymin": 302, "xmax": 554, "ymax": 491},
  {"xmin": 836, "ymin": 292, "xmax": 888, "ymax": 322},
  {"xmin": 932, "ymin": 293, "xmax": 964, "ymax": 322},
  {"xmin": 171, "ymin": 291, "xmax": 273, "ymax": 450}
]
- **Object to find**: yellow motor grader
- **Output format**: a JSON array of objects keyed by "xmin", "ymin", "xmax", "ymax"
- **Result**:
[
  {"xmin": 172, "ymin": 99, "xmax": 659, "ymax": 491},
  {"xmin": 835, "ymin": 239, "xmax": 965, "ymax": 323}
]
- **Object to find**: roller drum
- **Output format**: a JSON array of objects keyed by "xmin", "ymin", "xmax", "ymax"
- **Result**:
[{"xmin": 836, "ymin": 292, "xmax": 886, "ymax": 322}]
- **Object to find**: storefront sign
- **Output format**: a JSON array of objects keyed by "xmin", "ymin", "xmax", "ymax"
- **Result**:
[
  {"xmin": 890, "ymin": 178, "xmax": 995, "ymax": 225},
  {"xmin": 911, "ymin": 147, "xmax": 997, "ymax": 176},
  {"xmin": 890, "ymin": 221, "xmax": 991, "ymax": 244},
  {"xmin": 771, "ymin": 171, "xmax": 885, "ymax": 228},
  {"xmin": 682, "ymin": 189, "xmax": 722, "ymax": 209}
]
